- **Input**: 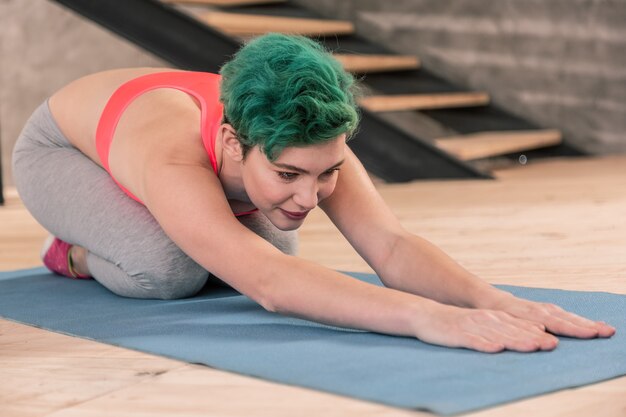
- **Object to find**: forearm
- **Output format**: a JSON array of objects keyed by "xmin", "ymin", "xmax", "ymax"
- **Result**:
[
  {"xmin": 378, "ymin": 233, "xmax": 509, "ymax": 309},
  {"xmin": 264, "ymin": 255, "xmax": 439, "ymax": 337}
]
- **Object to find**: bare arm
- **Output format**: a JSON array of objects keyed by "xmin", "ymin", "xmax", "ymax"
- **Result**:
[
  {"xmin": 319, "ymin": 147, "xmax": 498, "ymax": 308},
  {"xmin": 141, "ymin": 161, "xmax": 439, "ymax": 338},
  {"xmin": 320, "ymin": 146, "xmax": 615, "ymax": 340},
  {"xmin": 140, "ymin": 157, "xmax": 587, "ymax": 352}
]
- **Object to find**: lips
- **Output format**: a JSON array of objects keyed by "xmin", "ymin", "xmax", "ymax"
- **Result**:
[{"xmin": 279, "ymin": 208, "xmax": 310, "ymax": 220}]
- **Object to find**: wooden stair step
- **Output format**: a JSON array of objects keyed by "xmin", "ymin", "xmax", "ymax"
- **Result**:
[
  {"xmin": 200, "ymin": 12, "xmax": 354, "ymax": 36},
  {"xmin": 434, "ymin": 129, "xmax": 562, "ymax": 161},
  {"xmin": 163, "ymin": 0, "xmax": 285, "ymax": 6},
  {"xmin": 359, "ymin": 92, "xmax": 490, "ymax": 112},
  {"xmin": 333, "ymin": 54, "xmax": 420, "ymax": 73}
]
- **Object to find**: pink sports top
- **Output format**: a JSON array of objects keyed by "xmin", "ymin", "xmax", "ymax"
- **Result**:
[{"xmin": 95, "ymin": 71, "xmax": 257, "ymax": 216}]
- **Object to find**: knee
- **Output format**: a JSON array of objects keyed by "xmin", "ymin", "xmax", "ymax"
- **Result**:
[
  {"xmin": 132, "ymin": 246, "xmax": 209, "ymax": 300},
  {"xmin": 239, "ymin": 213, "xmax": 299, "ymax": 255},
  {"xmin": 271, "ymin": 230, "xmax": 298, "ymax": 255},
  {"xmin": 142, "ymin": 261, "xmax": 208, "ymax": 300}
]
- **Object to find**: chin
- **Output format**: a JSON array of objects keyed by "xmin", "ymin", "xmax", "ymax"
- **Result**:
[
  {"xmin": 272, "ymin": 219, "xmax": 303, "ymax": 232},
  {"xmin": 265, "ymin": 213, "xmax": 304, "ymax": 232}
]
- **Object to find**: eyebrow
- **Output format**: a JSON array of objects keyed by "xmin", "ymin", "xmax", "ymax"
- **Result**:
[{"xmin": 272, "ymin": 159, "xmax": 345, "ymax": 175}]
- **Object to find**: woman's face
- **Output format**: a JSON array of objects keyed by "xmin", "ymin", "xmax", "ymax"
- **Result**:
[{"xmin": 241, "ymin": 135, "xmax": 347, "ymax": 231}]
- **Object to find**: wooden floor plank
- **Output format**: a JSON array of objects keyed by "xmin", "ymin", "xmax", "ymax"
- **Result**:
[
  {"xmin": 200, "ymin": 11, "xmax": 354, "ymax": 36},
  {"xmin": 434, "ymin": 129, "xmax": 562, "ymax": 160},
  {"xmin": 44, "ymin": 363, "xmax": 422, "ymax": 417},
  {"xmin": 0, "ymin": 320, "xmax": 186, "ymax": 417},
  {"xmin": 359, "ymin": 92, "xmax": 490, "ymax": 112},
  {"xmin": 2, "ymin": 154, "xmax": 626, "ymax": 416}
]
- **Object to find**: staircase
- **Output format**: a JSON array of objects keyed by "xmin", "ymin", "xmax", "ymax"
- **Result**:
[{"xmin": 43, "ymin": 0, "xmax": 583, "ymax": 184}]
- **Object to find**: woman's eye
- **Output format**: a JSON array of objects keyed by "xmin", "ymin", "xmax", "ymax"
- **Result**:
[
  {"xmin": 322, "ymin": 168, "xmax": 340, "ymax": 177},
  {"xmin": 278, "ymin": 171, "xmax": 298, "ymax": 181}
]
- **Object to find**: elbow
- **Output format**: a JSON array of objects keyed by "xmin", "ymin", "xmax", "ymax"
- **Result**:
[
  {"xmin": 373, "ymin": 231, "xmax": 406, "ymax": 275},
  {"xmin": 250, "ymin": 259, "xmax": 283, "ymax": 314},
  {"xmin": 233, "ymin": 251, "xmax": 297, "ymax": 313},
  {"xmin": 253, "ymin": 253, "xmax": 297, "ymax": 314},
  {"xmin": 257, "ymin": 271, "xmax": 286, "ymax": 314},
  {"xmin": 257, "ymin": 291, "xmax": 278, "ymax": 313}
]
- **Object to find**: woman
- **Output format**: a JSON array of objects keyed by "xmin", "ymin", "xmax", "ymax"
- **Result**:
[{"xmin": 12, "ymin": 33, "xmax": 614, "ymax": 353}]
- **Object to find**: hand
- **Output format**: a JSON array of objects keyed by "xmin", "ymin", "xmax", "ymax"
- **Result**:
[
  {"xmin": 412, "ymin": 302, "xmax": 561, "ymax": 353},
  {"xmin": 485, "ymin": 292, "xmax": 616, "ymax": 340}
]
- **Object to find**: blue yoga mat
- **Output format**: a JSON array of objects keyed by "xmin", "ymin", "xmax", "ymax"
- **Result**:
[{"xmin": 0, "ymin": 267, "xmax": 624, "ymax": 415}]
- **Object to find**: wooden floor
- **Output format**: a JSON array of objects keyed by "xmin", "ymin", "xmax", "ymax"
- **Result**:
[{"xmin": 1, "ymin": 155, "xmax": 625, "ymax": 417}]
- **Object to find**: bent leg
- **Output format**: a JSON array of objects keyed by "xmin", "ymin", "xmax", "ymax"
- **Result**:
[{"xmin": 12, "ymin": 101, "xmax": 209, "ymax": 299}]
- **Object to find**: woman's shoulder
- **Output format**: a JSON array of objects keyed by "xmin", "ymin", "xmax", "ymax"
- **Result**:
[
  {"xmin": 49, "ymin": 68, "xmax": 211, "ymax": 171},
  {"xmin": 52, "ymin": 67, "xmax": 182, "ymax": 98}
]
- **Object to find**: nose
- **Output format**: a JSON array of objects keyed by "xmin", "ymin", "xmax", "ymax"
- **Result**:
[{"xmin": 293, "ymin": 180, "xmax": 319, "ymax": 210}]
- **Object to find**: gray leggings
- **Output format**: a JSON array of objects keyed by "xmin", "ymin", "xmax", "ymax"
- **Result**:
[{"xmin": 12, "ymin": 100, "xmax": 298, "ymax": 300}]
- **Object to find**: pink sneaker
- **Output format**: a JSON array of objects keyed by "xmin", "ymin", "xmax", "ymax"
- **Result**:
[{"xmin": 40, "ymin": 235, "xmax": 92, "ymax": 279}]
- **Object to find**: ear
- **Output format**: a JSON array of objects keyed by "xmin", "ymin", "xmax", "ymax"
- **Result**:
[{"xmin": 219, "ymin": 124, "xmax": 245, "ymax": 162}]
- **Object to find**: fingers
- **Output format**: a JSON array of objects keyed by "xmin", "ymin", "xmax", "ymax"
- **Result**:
[
  {"xmin": 502, "ymin": 299, "xmax": 616, "ymax": 340},
  {"xmin": 463, "ymin": 333, "xmax": 505, "ymax": 353},
  {"xmin": 478, "ymin": 315, "xmax": 559, "ymax": 352},
  {"xmin": 596, "ymin": 321, "xmax": 617, "ymax": 338},
  {"xmin": 429, "ymin": 303, "xmax": 615, "ymax": 355},
  {"xmin": 563, "ymin": 312, "xmax": 616, "ymax": 338},
  {"xmin": 496, "ymin": 314, "xmax": 559, "ymax": 351},
  {"xmin": 460, "ymin": 310, "xmax": 559, "ymax": 353},
  {"xmin": 545, "ymin": 308, "xmax": 616, "ymax": 339}
]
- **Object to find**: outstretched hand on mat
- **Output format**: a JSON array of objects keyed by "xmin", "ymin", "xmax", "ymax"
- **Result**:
[
  {"xmin": 487, "ymin": 294, "xmax": 617, "ymax": 339},
  {"xmin": 410, "ymin": 295, "xmax": 616, "ymax": 354}
]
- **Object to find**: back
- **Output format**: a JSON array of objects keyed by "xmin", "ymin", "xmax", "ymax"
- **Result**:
[
  {"xmin": 48, "ymin": 67, "xmax": 215, "ymax": 202},
  {"xmin": 49, "ymin": 67, "xmax": 185, "ymax": 164}
]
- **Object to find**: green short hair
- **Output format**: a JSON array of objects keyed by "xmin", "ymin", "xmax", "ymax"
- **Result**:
[{"xmin": 219, "ymin": 33, "xmax": 361, "ymax": 160}]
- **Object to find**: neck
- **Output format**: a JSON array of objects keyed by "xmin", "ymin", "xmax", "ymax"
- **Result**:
[{"xmin": 215, "ymin": 138, "xmax": 251, "ymax": 204}]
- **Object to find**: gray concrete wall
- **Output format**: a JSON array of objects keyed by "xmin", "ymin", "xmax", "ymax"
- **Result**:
[
  {"xmin": 0, "ymin": 0, "xmax": 166, "ymax": 187},
  {"xmin": 297, "ymin": 0, "xmax": 626, "ymax": 155}
]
